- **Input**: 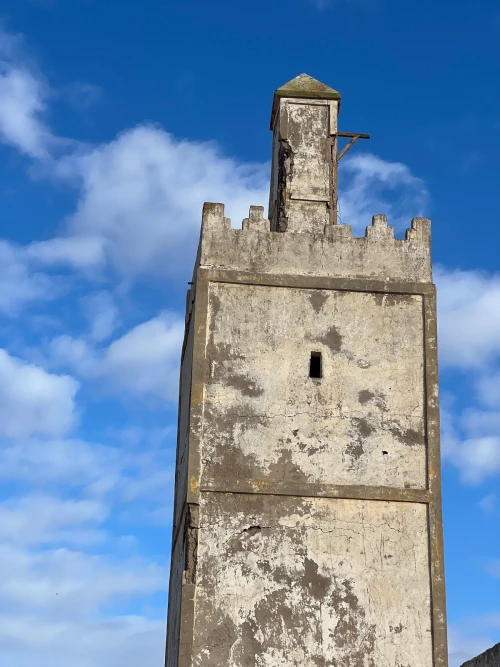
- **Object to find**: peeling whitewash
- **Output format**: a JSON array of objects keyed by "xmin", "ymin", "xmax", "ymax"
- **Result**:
[
  {"xmin": 193, "ymin": 494, "xmax": 433, "ymax": 667},
  {"xmin": 202, "ymin": 283, "xmax": 426, "ymax": 491}
]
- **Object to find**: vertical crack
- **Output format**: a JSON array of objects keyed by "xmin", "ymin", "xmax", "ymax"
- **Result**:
[{"xmin": 183, "ymin": 504, "xmax": 199, "ymax": 585}]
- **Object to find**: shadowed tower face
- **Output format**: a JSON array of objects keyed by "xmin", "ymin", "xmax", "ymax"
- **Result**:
[{"xmin": 165, "ymin": 74, "xmax": 448, "ymax": 667}]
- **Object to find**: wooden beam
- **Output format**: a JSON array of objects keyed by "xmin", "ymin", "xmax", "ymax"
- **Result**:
[
  {"xmin": 336, "ymin": 131, "xmax": 370, "ymax": 162},
  {"xmin": 337, "ymin": 136, "xmax": 359, "ymax": 161},
  {"xmin": 337, "ymin": 132, "xmax": 370, "ymax": 139}
]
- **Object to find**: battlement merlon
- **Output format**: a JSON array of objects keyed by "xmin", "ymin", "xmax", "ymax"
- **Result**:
[{"xmin": 196, "ymin": 203, "xmax": 432, "ymax": 284}]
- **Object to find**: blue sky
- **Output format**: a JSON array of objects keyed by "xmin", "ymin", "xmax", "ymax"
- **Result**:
[{"xmin": 0, "ymin": 0, "xmax": 498, "ymax": 665}]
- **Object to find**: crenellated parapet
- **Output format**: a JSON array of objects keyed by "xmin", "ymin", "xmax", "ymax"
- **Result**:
[{"xmin": 198, "ymin": 203, "xmax": 432, "ymax": 283}]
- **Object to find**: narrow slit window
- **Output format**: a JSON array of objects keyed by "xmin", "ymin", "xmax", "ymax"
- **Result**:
[{"xmin": 309, "ymin": 352, "xmax": 322, "ymax": 379}]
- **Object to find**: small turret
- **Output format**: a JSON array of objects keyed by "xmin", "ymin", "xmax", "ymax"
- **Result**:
[{"xmin": 269, "ymin": 74, "xmax": 342, "ymax": 234}]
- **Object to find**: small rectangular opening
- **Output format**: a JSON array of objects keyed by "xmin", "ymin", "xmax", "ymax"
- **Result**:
[{"xmin": 309, "ymin": 352, "xmax": 322, "ymax": 379}]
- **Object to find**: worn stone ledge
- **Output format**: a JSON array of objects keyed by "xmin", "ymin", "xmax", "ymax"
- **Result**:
[
  {"xmin": 200, "ymin": 481, "xmax": 431, "ymax": 504},
  {"xmin": 198, "ymin": 267, "xmax": 435, "ymax": 295}
]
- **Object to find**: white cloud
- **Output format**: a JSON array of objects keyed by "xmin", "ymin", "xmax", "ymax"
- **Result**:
[
  {"xmin": 0, "ymin": 433, "xmax": 174, "ymax": 510},
  {"xmin": 436, "ymin": 267, "xmax": 500, "ymax": 370},
  {"xmin": 0, "ymin": 30, "xmax": 51, "ymax": 158},
  {"xmin": 82, "ymin": 291, "xmax": 120, "ymax": 342},
  {"xmin": 0, "ymin": 432, "xmax": 168, "ymax": 665},
  {"xmin": 477, "ymin": 372, "xmax": 500, "ymax": 409},
  {"xmin": 0, "ymin": 543, "xmax": 164, "ymax": 612},
  {"xmin": 457, "ymin": 437, "xmax": 500, "ymax": 485},
  {"xmin": 0, "ymin": 437, "xmax": 120, "ymax": 490},
  {"xmin": 442, "ymin": 404, "xmax": 500, "ymax": 485},
  {"xmin": 51, "ymin": 125, "xmax": 270, "ymax": 279},
  {"xmin": 102, "ymin": 312, "xmax": 183, "ymax": 400},
  {"xmin": 437, "ymin": 267, "xmax": 500, "ymax": 483},
  {"xmin": 26, "ymin": 236, "xmax": 106, "ymax": 271},
  {"xmin": 487, "ymin": 561, "xmax": 500, "ymax": 578},
  {"xmin": 0, "ymin": 441, "xmax": 168, "ymax": 664},
  {"xmin": 0, "ymin": 613, "xmax": 165, "ymax": 667},
  {"xmin": 0, "ymin": 45, "xmax": 268, "ymax": 283},
  {"xmin": 65, "ymin": 81, "xmax": 102, "ymax": 111},
  {"xmin": 0, "ymin": 566, "xmax": 167, "ymax": 667},
  {"xmin": 0, "ymin": 496, "xmax": 108, "ymax": 545},
  {"xmin": 0, "ymin": 32, "xmax": 432, "ymax": 288},
  {"xmin": 462, "ymin": 409, "xmax": 500, "ymax": 436},
  {"xmin": 49, "ymin": 335, "xmax": 98, "ymax": 377},
  {"xmin": 338, "ymin": 152, "xmax": 429, "ymax": 232},
  {"xmin": 0, "ymin": 240, "xmax": 57, "ymax": 316},
  {"xmin": 442, "ymin": 405, "xmax": 500, "ymax": 485},
  {"xmin": 0, "ymin": 349, "xmax": 79, "ymax": 437},
  {"xmin": 50, "ymin": 312, "xmax": 184, "ymax": 400},
  {"xmin": 0, "ymin": 64, "xmax": 49, "ymax": 158}
]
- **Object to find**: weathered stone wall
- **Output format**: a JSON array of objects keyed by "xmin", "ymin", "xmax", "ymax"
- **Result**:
[
  {"xmin": 185, "ymin": 270, "xmax": 434, "ymax": 665},
  {"xmin": 462, "ymin": 644, "xmax": 500, "ymax": 667},
  {"xmin": 199, "ymin": 204, "xmax": 432, "ymax": 284},
  {"xmin": 192, "ymin": 494, "xmax": 433, "ymax": 666},
  {"xmin": 268, "ymin": 98, "xmax": 339, "ymax": 233},
  {"xmin": 165, "ymin": 208, "xmax": 445, "ymax": 665},
  {"xmin": 202, "ymin": 282, "xmax": 426, "ymax": 491}
]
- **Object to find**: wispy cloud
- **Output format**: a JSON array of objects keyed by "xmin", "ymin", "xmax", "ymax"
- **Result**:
[
  {"xmin": 0, "ymin": 241, "xmax": 57, "ymax": 316},
  {"xmin": 0, "ymin": 28, "xmax": 52, "ymax": 158},
  {"xmin": 0, "ymin": 349, "xmax": 79, "ymax": 438},
  {"xmin": 436, "ymin": 266, "xmax": 500, "ymax": 484},
  {"xmin": 339, "ymin": 153, "xmax": 428, "ymax": 232},
  {"xmin": 436, "ymin": 267, "xmax": 500, "ymax": 370},
  {"xmin": 49, "ymin": 312, "xmax": 184, "ymax": 400}
]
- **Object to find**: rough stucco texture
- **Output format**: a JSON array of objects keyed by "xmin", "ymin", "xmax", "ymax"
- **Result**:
[
  {"xmin": 201, "ymin": 282, "xmax": 426, "ymax": 491},
  {"xmin": 268, "ymin": 97, "xmax": 339, "ymax": 234},
  {"xmin": 192, "ymin": 493, "xmax": 433, "ymax": 667},
  {"xmin": 287, "ymin": 102, "xmax": 330, "ymax": 201}
]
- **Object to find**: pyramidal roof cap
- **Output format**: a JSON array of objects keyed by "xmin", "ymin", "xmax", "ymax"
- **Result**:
[{"xmin": 271, "ymin": 73, "xmax": 341, "ymax": 128}]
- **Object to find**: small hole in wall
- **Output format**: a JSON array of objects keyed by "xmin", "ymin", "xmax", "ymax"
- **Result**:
[
  {"xmin": 309, "ymin": 352, "xmax": 322, "ymax": 379},
  {"xmin": 382, "ymin": 451, "xmax": 388, "ymax": 455}
]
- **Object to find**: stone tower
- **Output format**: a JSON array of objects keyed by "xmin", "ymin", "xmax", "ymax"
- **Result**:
[{"xmin": 165, "ymin": 74, "xmax": 448, "ymax": 667}]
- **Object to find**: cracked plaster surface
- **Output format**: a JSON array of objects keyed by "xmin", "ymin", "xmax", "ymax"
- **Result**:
[
  {"xmin": 201, "ymin": 283, "xmax": 426, "ymax": 490},
  {"xmin": 192, "ymin": 493, "xmax": 433, "ymax": 667}
]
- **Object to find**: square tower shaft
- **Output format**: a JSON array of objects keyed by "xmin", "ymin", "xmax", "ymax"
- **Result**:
[{"xmin": 165, "ymin": 75, "xmax": 448, "ymax": 667}]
